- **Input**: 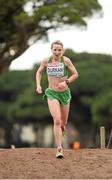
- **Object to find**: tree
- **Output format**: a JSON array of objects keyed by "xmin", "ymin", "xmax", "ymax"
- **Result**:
[
  {"xmin": 92, "ymin": 90, "xmax": 112, "ymax": 127},
  {"xmin": 0, "ymin": 50, "xmax": 112, "ymax": 147},
  {"xmin": 0, "ymin": 0, "xmax": 102, "ymax": 73}
]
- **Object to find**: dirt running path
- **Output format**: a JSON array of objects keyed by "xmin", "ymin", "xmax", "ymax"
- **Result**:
[{"xmin": 0, "ymin": 148, "xmax": 112, "ymax": 179}]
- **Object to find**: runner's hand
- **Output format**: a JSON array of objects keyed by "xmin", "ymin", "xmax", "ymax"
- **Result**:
[
  {"xmin": 36, "ymin": 86, "xmax": 42, "ymax": 94},
  {"xmin": 58, "ymin": 81, "xmax": 67, "ymax": 89}
]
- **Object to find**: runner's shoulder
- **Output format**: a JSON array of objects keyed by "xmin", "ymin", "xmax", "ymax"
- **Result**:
[
  {"xmin": 41, "ymin": 57, "xmax": 49, "ymax": 66},
  {"xmin": 63, "ymin": 56, "xmax": 71, "ymax": 65}
]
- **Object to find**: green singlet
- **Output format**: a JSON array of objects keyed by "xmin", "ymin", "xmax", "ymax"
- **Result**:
[
  {"xmin": 46, "ymin": 56, "xmax": 68, "ymax": 77},
  {"xmin": 43, "ymin": 56, "xmax": 71, "ymax": 105}
]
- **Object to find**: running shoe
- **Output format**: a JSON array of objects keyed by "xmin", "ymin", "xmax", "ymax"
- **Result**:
[{"xmin": 56, "ymin": 148, "xmax": 63, "ymax": 159}]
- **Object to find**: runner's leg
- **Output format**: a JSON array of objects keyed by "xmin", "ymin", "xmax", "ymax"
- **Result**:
[
  {"xmin": 47, "ymin": 98, "xmax": 62, "ymax": 149},
  {"xmin": 60, "ymin": 104, "xmax": 70, "ymax": 131}
]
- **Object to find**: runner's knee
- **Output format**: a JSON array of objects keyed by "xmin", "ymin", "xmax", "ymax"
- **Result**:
[
  {"xmin": 55, "ymin": 121, "xmax": 61, "ymax": 126},
  {"xmin": 54, "ymin": 116, "xmax": 61, "ymax": 126}
]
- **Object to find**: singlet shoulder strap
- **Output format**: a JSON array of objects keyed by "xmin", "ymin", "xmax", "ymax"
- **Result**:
[
  {"xmin": 61, "ymin": 56, "xmax": 68, "ymax": 77},
  {"xmin": 48, "ymin": 56, "xmax": 52, "ymax": 63},
  {"xmin": 61, "ymin": 56, "xmax": 64, "ymax": 62}
]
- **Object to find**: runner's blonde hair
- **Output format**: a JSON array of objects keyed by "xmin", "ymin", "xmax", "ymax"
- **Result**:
[{"xmin": 51, "ymin": 40, "xmax": 63, "ymax": 49}]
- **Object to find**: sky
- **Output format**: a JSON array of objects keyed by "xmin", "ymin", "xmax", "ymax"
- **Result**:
[{"xmin": 10, "ymin": 0, "xmax": 112, "ymax": 70}]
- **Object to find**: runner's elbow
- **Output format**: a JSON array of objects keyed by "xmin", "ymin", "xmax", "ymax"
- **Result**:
[
  {"xmin": 74, "ymin": 71, "xmax": 79, "ymax": 79},
  {"xmin": 36, "ymin": 70, "xmax": 42, "ymax": 77}
]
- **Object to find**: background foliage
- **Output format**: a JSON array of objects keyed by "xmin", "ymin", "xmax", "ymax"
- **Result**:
[
  {"xmin": 0, "ymin": 0, "xmax": 101, "ymax": 73},
  {"xmin": 0, "ymin": 0, "xmax": 111, "ymax": 149},
  {"xmin": 0, "ymin": 50, "xmax": 112, "ymax": 147}
]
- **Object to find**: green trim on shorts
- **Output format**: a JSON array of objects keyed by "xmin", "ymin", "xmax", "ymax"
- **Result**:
[{"xmin": 43, "ymin": 88, "xmax": 71, "ymax": 105}]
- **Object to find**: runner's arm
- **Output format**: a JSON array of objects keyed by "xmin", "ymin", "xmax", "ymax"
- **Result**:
[
  {"xmin": 36, "ymin": 59, "xmax": 47, "ymax": 94},
  {"xmin": 65, "ymin": 57, "xmax": 79, "ymax": 84}
]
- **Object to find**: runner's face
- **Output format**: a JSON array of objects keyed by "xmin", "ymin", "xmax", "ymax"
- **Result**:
[{"xmin": 51, "ymin": 44, "xmax": 64, "ymax": 60}]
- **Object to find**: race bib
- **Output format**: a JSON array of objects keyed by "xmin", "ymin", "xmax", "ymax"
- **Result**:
[{"xmin": 47, "ymin": 62, "xmax": 64, "ymax": 77}]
